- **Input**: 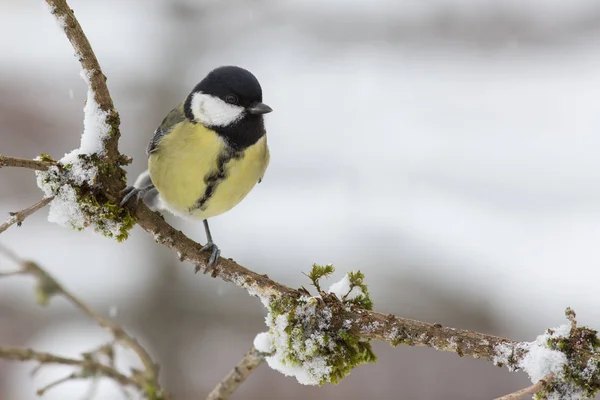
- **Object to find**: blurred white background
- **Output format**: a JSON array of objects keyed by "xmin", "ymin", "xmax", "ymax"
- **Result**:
[{"xmin": 1, "ymin": 0, "xmax": 600, "ymax": 399}]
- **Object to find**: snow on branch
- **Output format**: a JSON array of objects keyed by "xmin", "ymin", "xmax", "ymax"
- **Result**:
[
  {"xmin": 44, "ymin": 0, "xmax": 121, "ymax": 161},
  {"xmin": 0, "ymin": 156, "xmax": 57, "ymax": 235},
  {"xmin": 132, "ymin": 202, "xmax": 600, "ymax": 398},
  {"xmin": 494, "ymin": 309, "xmax": 600, "ymax": 399},
  {"xmin": 32, "ymin": 0, "xmax": 132, "ymax": 239},
  {"xmin": 0, "ymin": 1, "xmax": 598, "ymax": 399}
]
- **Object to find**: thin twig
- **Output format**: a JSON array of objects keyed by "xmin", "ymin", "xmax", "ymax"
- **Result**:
[
  {"xmin": 495, "ymin": 373, "xmax": 555, "ymax": 400},
  {"xmin": 1, "ymin": 252, "xmax": 159, "ymax": 385},
  {"xmin": 0, "ymin": 197, "xmax": 54, "ymax": 234},
  {"xmin": 37, "ymin": 372, "xmax": 79, "ymax": 395},
  {"xmin": 82, "ymin": 377, "xmax": 101, "ymax": 400},
  {"xmin": 0, "ymin": 246, "xmax": 161, "ymax": 393},
  {"xmin": 0, "ymin": 270, "xmax": 24, "ymax": 278},
  {"xmin": 0, "ymin": 4, "xmax": 591, "ymax": 400},
  {"xmin": 44, "ymin": 0, "xmax": 121, "ymax": 162},
  {"xmin": 56, "ymin": 272, "xmax": 160, "ymax": 381},
  {"xmin": 566, "ymin": 307, "xmax": 577, "ymax": 333},
  {"xmin": 206, "ymin": 347, "xmax": 266, "ymax": 400},
  {"xmin": 0, "ymin": 346, "xmax": 137, "ymax": 389},
  {"xmin": 0, "ymin": 155, "xmax": 54, "ymax": 171}
]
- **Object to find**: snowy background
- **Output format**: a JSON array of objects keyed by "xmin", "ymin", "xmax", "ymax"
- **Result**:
[{"xmin": 1, "ymin": 0, "xmax": 600, "ymax": 399}]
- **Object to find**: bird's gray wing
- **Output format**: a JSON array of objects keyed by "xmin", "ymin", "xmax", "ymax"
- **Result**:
[{"xmin": 146, "ymin": 102, "xmax": 187, "ymax": 155}]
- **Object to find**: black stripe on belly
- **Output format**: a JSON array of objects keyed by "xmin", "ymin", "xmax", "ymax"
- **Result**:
[{"xmin": 191, "ymin": 147, "xmax": 243, "ymax": 212}]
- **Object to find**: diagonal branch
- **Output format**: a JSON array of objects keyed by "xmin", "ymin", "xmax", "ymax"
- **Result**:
[
  {"xmin": 132, "ymin": 202, "xmax": 519, "ymax": 361},
  {"xmin": 0, "ymin": 196, "xmax": 54, "ymax": 234},
  {"xmin": 0, "ymin": 245, "xmax": 162, "ymax": 395},
  {"xmin": 206, "ymin": 347, "xmax": 266, "ymax": 400},
  {"xmin": 134, "ymin": 203, "xmax": 297, "ymax": 298},
  {"xmin": 0, "ymin": 155, "xmax": 55, "ymax": 171},
  {"xmin": 53, "ymin": 268, "xmax": 160, "ymax": 381},
  {"xmin": 44, "ymin": 0, "xmax": 121, "ymax": 163},
  {"xmin": 495, "ymin": 373, "xmax": 555, "ymax": 400},
  {"xmin": 1, "ymin": 0, "xmax": 593, "ymax": 397},
  {"xmin": 36, "ymin": 372, "xmax": 80, "ymax": 396}
]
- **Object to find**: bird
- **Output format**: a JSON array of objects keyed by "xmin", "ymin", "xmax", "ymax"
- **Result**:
[{"xmin": 121, "ymin": 65, "xmax": 272, "ymax": 269}]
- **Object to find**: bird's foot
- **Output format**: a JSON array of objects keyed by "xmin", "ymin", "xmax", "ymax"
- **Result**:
[
  {"xmin": 119, "ymin": 185, "xmax": 153, "ymax": 207},
  {"xmin": 196, "ymin": 241, "xmax": 221, "ymax": 274}
]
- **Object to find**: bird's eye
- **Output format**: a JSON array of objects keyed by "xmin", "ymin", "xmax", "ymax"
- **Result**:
[{"xmin": 225, "ymin": 95, "xmax": 238, "ymax": 104}]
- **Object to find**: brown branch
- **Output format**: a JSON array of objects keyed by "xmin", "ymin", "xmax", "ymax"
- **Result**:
[
  {"xmin": 0, "ymin": 246, "xmax": 162, "ymax": 396},
  {"xmin": 495, "ymin": 373, "xmax": 555, "ymax": 400},
  {"xmin": 134, "ymin": 203, "xmax": 297, "ymax": 298},
  {"xmin": 348, "ymin": 309, "xmax": 518, "ymax": 361},
  {"xmin": 206, "ymin": 347, "xmax": 265, "ymax": 400},
  {"xmin": 44, "ymin": 0, "xmax": 121, "ymax": 163},
  {"xmin": 133, "ymin": 202, "xmax": 519, "ymax": 360},
  {"xmin": 0, "ymin": 0, "xmax": 591, "ymax": 398},
  {"xmin": 0, "ymin": 155, "xmax": 55, "ymax": 171},
  {"xmin": 37, "ymin": 372, "xmax": 80, "ymax": 396},
  {"xmin": 0, "ymin": 346, "xmax": 137, "ymax": 389},
  {"xmin": 55, "ymin": 269, "xmax": 160, "ymax": 381},
  {"xmin": 0, "ymin": 196, "xmax": 54, "ymax": 234}
]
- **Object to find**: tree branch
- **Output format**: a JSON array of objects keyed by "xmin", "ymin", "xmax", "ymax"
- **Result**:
[
  {"xmin": 205, "ymin": 347, "xmax": 265, "ymax": 400},
  {"xmin": 134, "ymin": 203, "xmax": 297, "ymax": 298},
  {"xmin": 0, "ymin": 0, "xmax": 595, "ymax": 397},
  {"xmin": 54, "ymin": 267, "xmax": 159, "ymax": 381},
  {"xmin": 36, "ymin": 372, "xmax": 80, "ymax": 396},
  {"xmin": 495, "ymin": 373, "xmax": 554, "ymax": 400},
  {"xmin": 0, "ymin": 245, "xmax": 164, "ymax": 397},
  {"xmin": 349, "ymin": 309, "xmax": 517, "ymax": 360},
  {"xmin": 44, "ymin": 0, "xmax": 121, "ymax": 163},
  {"xmin": 0, "ymin": 346, "xmax": 137, "ymax": 389},
  {"xmin": 0, "ymin": 197, "xmax": 54, "ymax": 234},
  {"xmin": 133, "ymin": 202, "xmax": 518, "ymax": 360},
  {"xmin": 41, "ymin": 0, "xmax": 517, "ymax": 367},
  {"xmin": 0, "ymin": 155, "xmax": 55, "ymax": 171}
]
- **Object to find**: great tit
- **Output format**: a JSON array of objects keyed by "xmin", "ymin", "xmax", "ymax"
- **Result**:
[{"xmin": 122, "ymin": 66, "xmax": 272, "ymax": 267}]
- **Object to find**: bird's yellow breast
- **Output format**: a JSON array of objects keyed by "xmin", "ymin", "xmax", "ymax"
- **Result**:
[{"xmin": 148, "ymin": 122, "xmax": 269, "ymax": 220}]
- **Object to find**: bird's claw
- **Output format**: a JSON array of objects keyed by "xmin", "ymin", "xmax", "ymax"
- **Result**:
[
  {"xmin": 119, "ymin": 185, "xmax": 153, "ymax": 207},
  {"xmin": 197, "ymin": 241, "xmax": 221, "ymax": 274},
  {"xmin": 120, "ymin": 186, "xmax": 141, "ymax": 207}
]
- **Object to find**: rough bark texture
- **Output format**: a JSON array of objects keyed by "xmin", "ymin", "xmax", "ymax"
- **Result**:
[
  {"xmin": 45, "ymin": 0, "xmax": 121, "ymax": 165},
  {"xmin": 0, "ymin": 155, "xmax": 54, "ymax": 171},
  {"xmin": 0, "ymin": 2, "xmax": 597, "ymax": 400},
  {"xmin": 132, "ymin": 201, "xmax": 520, "ymax": 362}
]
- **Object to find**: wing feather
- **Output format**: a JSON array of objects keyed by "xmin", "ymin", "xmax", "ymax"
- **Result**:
[{"xmin": 146, "ymin": 102, "xmax": 187, "ymax": 155}]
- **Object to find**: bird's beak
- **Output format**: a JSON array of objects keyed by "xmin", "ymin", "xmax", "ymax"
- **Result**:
[{"xmin": 247, "ymin": 102, "xmax": 273, "ymax": 115}]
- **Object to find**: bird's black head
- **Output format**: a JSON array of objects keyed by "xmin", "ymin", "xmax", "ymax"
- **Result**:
[{"xmin": 184, "ymin": 66, "xmax": 272, "ymax": 149}]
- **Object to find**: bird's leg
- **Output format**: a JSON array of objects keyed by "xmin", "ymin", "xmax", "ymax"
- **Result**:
[
  {"xmin": 198, "ymin": 219, "xmax": 220, "ymax": 273},
  {"xmin": 119, "ymin": 184, "xmax": 155, "ymax": 207}
]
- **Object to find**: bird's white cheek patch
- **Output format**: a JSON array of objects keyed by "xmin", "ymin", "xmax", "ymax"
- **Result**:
[{"xmin": 190, "ymin": 92, "xmax": 244, "ymax": 127}]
